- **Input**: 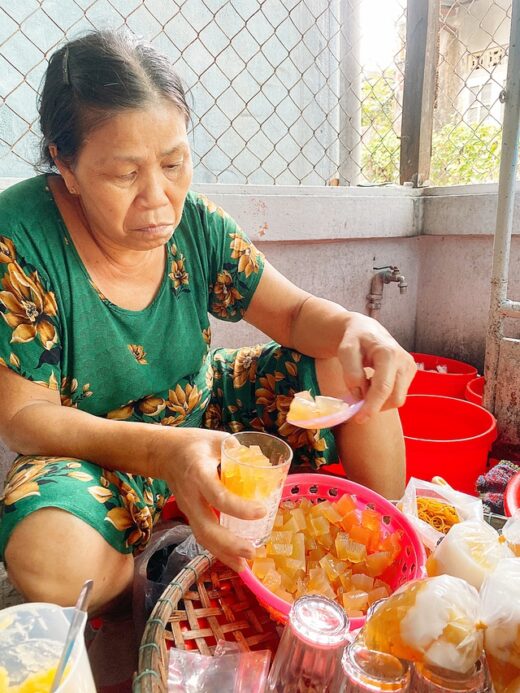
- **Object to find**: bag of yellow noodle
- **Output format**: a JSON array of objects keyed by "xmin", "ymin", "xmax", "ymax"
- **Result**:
[{"xmin": 398, "ymin": 478, "xmax": 484, "ymax": 551}]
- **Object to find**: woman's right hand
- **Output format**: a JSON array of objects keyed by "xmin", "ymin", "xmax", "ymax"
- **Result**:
[{"xmin": 158, "ymin": 428, "xmax": 266, "ymax": 572}]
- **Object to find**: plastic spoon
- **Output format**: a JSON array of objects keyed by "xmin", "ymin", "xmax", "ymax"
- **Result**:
[
  {"xmin": 286, "ymin": 395, "xmax": 364, "ymax": 430},
  {"xmin": 50, "ymin": 579, "xmax": 94, "ymax": 692}
]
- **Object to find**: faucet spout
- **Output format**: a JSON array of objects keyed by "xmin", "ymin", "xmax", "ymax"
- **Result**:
[{"xmin": 367, "ymin": 265, "xmax": 407, "ymax": 318}]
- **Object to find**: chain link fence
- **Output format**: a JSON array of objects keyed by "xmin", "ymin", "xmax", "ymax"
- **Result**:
[
  {"xmin": 432, "ymin": 0, "xmax": 511, "ymax": 185},
  {"xmin": 0, "ymin": 0, "xmax": 513, "ymax": 187}
]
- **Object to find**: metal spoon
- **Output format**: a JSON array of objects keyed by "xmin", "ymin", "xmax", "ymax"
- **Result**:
[{"xmin": 50, "ymin": 579, "xmax": 94, "ymax": 692}]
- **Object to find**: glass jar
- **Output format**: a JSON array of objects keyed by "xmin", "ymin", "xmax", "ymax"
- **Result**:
[
  {"xmin": 336, "ymin": 642, "xmax": 411, "ymax": 692},
  {"xmin": 411, "ymin": 658, "xmax": 489, "ymax": 692},
  {"xmin": 266, "ymin": 595, "xmax": 350, "ymax": 692}
]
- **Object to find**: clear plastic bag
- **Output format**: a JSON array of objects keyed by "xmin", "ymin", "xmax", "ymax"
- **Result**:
[
  {"xmin": 427, "ymin": 519, "xmax": 513, "ymax": 590},
  {"xmin": 132, "ymin": 523, "xmax": 198, "ymax": 637},
  {"xmin": 501, "ymin": 510, "xmax": 520, "ymax": 557},
  {"xmin": 167, "ymin": 647, "xmax": 271, "ymax": 692},
  {"xmin": 480, "ymin": 558, "xmax": 520, "ymax": 693},
  {"xmin": 361, "ymin": 574, "xmax": 483, "ymax": 674},
  {"xmin": 398, "ymin": 477, "xmax": 484, "ymax": 551}
]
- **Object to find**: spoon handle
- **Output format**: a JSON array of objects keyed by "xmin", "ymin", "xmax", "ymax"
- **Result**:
[{"xmin": 50, "ymin": 579, "xmax": 93, "ymax": 692}]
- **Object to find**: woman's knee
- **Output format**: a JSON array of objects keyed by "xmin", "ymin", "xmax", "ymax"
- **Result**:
[{"xmin": 5, "ymin": 508, "xmax": 134, "ymax": 612}]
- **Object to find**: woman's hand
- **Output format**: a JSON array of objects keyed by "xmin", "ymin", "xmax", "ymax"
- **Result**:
[
  {"xmin": 159, "ymin": 428, "xmax": 265, "ymax": 572},
  {"xmin": 338, "ymin": 312, "xmax": 417, "ymax": 423}
]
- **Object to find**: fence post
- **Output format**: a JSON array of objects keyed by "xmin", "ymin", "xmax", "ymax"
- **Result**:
[
  {"xmin": 399, "ymin": 0, "xmax": 440, "ymax": 186},
  {"xmin": 339, "ymin": 0, "xmax": 362, "ymax": 186}
]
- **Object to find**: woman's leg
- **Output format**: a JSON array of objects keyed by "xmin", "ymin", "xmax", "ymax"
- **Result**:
[
  {"xmin": 5, "ymin": 508, "xmax": 134, "ymax": 614},
  {"xmin": 315, "ymin": 356, "xmax": 406, "ymax": 499}
]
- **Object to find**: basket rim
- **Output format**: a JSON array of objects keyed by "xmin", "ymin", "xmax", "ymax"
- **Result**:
[{"xmin": 133, "ymin": 551, "xmax": 214, "ymax": 693}]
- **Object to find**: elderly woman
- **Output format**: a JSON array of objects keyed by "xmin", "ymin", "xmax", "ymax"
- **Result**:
[{"xmin": 0, "ymin": 30, "xmax": 415, "ymax": 617}]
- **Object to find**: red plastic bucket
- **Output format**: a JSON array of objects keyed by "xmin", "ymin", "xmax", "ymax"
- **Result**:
[
  {"xmin": 465, "ymin": 376, "xmax": 485, "ymax": 406},
  {"xmin": 399, "ymin": 394, "xmax": 497, "ymax": 495},
  {"xmin": 408, "ymin": 352, "xmax": 478, "ymax": 398}
]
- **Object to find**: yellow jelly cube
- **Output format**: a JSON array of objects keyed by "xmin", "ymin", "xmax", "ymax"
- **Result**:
[
  {"xmin": 252, "ymin": 558, "xmax": 276, "ymax": 579},
  {"xmin": 263, "ymin": 569, "xmax": 282, "ymax": 591},
  {"xmin": 342, "ymin": 589, "xmax": 369, "ymax": 612},
  {"xmin": 335, "ymin": 533, "xmax": 366, "ymax": 563},
  {"xmin": 273, "ymin": 510, "xmax": 285, "ymax": 529},
  {"xmin": 310, "ymin": 515, "xmax": 330, "ymax": 536},
  {"xmin": 291, "ymin": 533, "xmax": 306, "ymax": 566},
  {"xmin": 266, "ymin": 542, "xmax": 293, "ymax": 557}
]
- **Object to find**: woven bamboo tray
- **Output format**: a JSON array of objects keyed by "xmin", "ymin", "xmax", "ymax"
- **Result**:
[{"xmin": 132, "ymin": 551, "xmax": 280, "ymax": 692}]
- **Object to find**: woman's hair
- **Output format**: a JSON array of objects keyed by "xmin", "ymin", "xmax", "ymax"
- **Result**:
[{"xmin": 38, "ymin": 29, "xmax": 190, "ymax": 170}]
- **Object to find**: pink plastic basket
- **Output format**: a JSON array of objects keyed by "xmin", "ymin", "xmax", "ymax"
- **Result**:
[{"xmin": 239, "ymin": 473, "xmax": 426, "ymax": 631}]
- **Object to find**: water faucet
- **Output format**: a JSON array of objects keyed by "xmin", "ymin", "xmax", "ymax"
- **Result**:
[{"xmin": 367, "ymin": 266, "xmax": 408, "ymax": 319}]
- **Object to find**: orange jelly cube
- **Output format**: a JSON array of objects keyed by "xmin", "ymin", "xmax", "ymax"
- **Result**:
[
  {"xmin": 351, "ymin": 573, "xmax": 374, "ymax": 592},
  {"xmin": 368, "ymin": 585, "xmax": 390, "ymax": 605},
  {"xmin": 349, "ymin": 524, "xmax": 372, "ymax": 546},
  {"xmin": 365, "ymin": 551, "xmax": 392, "ymax": 577},
  {"xmin": 335, "ymin": 493, "xmax": 357, "ymax": 516}
]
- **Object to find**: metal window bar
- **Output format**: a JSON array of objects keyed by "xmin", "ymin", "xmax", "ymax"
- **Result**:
[{"xmin": 484, "ymin": 0, "xmax": 520, "ymax": 414}]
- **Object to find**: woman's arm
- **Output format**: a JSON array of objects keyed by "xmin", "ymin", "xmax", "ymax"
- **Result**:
[
  {"xmin": 244, "ymin": 262, "xmax": 416, "ymax": 421},
  {"xmin": 0, "ymin": 367, "xmax": 263, "ymax": 571}
]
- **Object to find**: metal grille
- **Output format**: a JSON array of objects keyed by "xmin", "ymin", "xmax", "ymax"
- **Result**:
[
  {"xmin": 0, "ymin": 0, "xmax": 513, "ymax": 186},
  {"xmin": 431, "ymin": 0, "xmax": 511, "ymax": 186},
  {"xmin": 0, "ymin": 0, "xmax": 407, "ymax": 186}
]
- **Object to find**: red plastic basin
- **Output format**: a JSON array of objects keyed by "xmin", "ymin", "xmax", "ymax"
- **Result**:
[
  {"xmin": 399, "ymin": 394, "xmax": 497, "ymax": 495},
  {"xmin": 409, "ymin": 352, "xmax": 478, "ymax": 398},
  {"xmin": 465, "ymin": 376, "xmax": 485, "ymax": 406}
]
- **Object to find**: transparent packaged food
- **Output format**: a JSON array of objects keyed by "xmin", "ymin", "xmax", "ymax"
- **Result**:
[
  {"xmin": 427, "ymin": 519, "xmax": 513, "ymax": 590},
  {"xmin": 360, "ymin": 575, "xmax": 483, "ymax": 674},
  {"xmin": 480, "ymin": 557, "xmax": 520, "ymax": 693}
]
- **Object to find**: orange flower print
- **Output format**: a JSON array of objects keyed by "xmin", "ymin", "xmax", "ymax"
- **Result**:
[
  {"xmin": 211, "ymin": 270, "xmax": 243, "ymax": 318},
  {"xmin": 1, "ymin": 457, "xmax": 90, "ymax": 506},
  {"xmin": 138, "ymin": 396, "xmax": 166, "ymax": 416},
  {"xmin": 35, "ymin": 371, "xmax": 59, "ymax": 391},
  {"xmin": 94, "ymin": 470, "xmax": 155, "ymax": 549},
  {"xmin": 128, "ymin": 344, "xmax": 148, "ymax": 365},
  {"xmin": 107, "ymin": 395, "xmax": 166, "ymax": 420},
  {"xmin": 0, "ymin": 261, "xmax": 58, "ymax": 349},
  {"xmin": 0, "ymin": 236, "xmax": 16, "ymax": 264},
  {"xmin": 202, "ymin": 327, "xmax": 211, "ymax": 345},
  {"xmin": 60, "ymin": 377, "xmax": 93, "ymax": 407},
  {"xmin": 232, "ymin": 345, "xmax": 262, "ymax": 389},
  {"xmin": 196, "ymin": 193, "xmax": 229, "ymax": 219},
  {"xmin": 229, "ymin": 233, "xmax": 262, "ymax": 278},
  {"xmin": 203, "ymin": 402, "xmax": 223, "ymax": 430},
  {"xmin": 162, "ymin": 383, "xmax": 202, "ymax": 425},
  {"xmin": 169, "ymin": 256, "xmax": 189, "ymax": 292}
]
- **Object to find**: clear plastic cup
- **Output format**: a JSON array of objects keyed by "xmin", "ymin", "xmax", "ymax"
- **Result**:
[
  {"xmin": 336, "ymin": 642, "xmax": 411, "ymax": 692},
  {"xmin": 411, "ymin": 658, "xmax": 488, "ymax": 692},
  {"xmin": 267, "ymin": 594, "xmax": 350, "ymax": 692},
  {"xmin": 219, "ymin": 431, "xmax": 292, "ymax": 546}
]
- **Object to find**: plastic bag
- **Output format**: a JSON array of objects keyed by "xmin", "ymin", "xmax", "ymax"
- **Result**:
[
  {"xmin": 361, "ymin": 574, "xmax": 483, "ymax": 674},
  {"xmin": 167, "ymin": 647, "xmax": 271, "ymax": 692},
  {"xmin": 501, "ymin": 510, "xmax": 520, "ymax": 557},
  {"xmin": 427, "ymin": 519, "xmax": 513, "ymax": 590},
  {"xmin": 398, "ymin": 477, "xmax": 484, "ymax": 551},
  {"xmin": 132, "ymin": 523, "xmax": 196, "ymax": 637},
  {"xmin": 480, "ymin": 558, "xmax": 520, "ymax": 693}
]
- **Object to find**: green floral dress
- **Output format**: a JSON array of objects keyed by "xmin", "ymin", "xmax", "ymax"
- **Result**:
[{"xmin": 0, "ymin": 175, "xmax": 337, "ymax": 556}]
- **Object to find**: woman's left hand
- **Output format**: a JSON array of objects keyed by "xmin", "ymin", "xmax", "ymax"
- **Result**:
[{"xmin": 337, "ymin": 311, "xmax": 417, "ymax": 423}]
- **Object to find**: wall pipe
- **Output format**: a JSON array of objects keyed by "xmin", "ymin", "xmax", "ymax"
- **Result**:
[{"xmin": 484, "ymin": 0, "xmax": 520, "ymax": 413}]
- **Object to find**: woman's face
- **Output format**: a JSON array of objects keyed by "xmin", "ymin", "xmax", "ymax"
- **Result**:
[{"xmin": 61, "ymin": 100, "xmax": 193, "ymax": 252}]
